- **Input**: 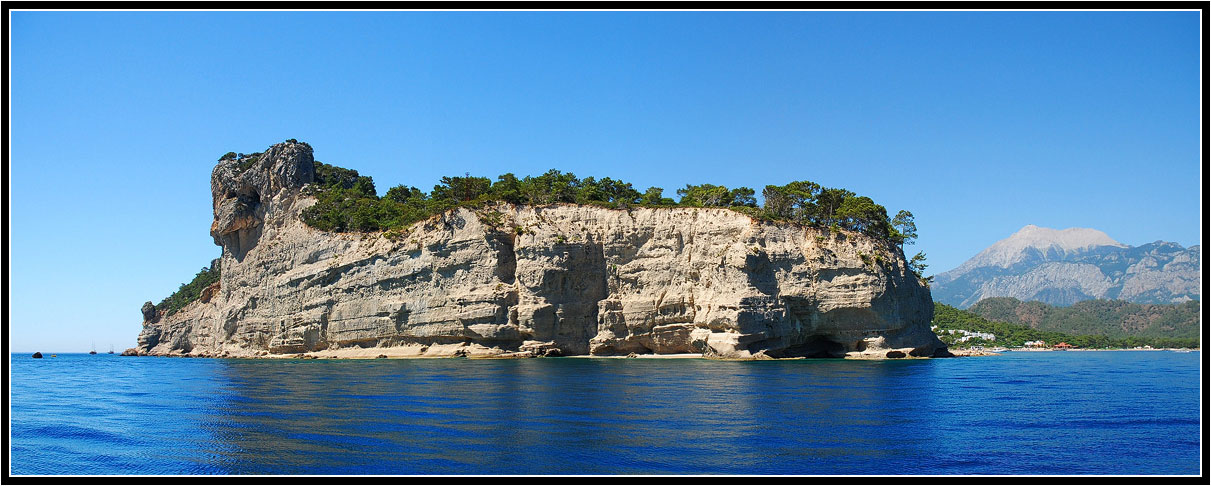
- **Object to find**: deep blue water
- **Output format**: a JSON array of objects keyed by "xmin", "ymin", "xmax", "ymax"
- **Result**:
[{"xmin": 8, "ymin": 351, "xmax": 1202, "ymax": 475}]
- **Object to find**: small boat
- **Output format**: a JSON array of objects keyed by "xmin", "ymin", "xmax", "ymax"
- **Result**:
[
  {"xmin": 108, "ymin": 345, "xmax": 115, "ymax": 354},
  {"xmin": 89, "ymin": 341, "xmax": 97, "ymax": 355}
]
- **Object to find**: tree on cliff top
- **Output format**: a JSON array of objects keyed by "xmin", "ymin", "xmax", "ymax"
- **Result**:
[
  {"xmin": 297, "ymin": 158, "xmax": 915, "ymax": 250},
  {"xmin": 155, "ymin": 260, "xmax": 221, "ymax": 318},
  {"xmin": 892, "ymin": 210, "xmax": 917, "ymax": 246}
]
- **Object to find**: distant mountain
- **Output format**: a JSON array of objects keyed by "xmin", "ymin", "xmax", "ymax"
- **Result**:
[
  {"xmin": 932, "ymin": 225, "xmax": 1200, "ymax": 308},
  {"xmin": 968, "ymin": 297, "xmax": 1200, "ymax": 340}
]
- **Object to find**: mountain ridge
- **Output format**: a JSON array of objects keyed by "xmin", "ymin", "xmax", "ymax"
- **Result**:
[{"xmin": 932, "ymin": 225, "xmax": 1200, "ymax": 308}]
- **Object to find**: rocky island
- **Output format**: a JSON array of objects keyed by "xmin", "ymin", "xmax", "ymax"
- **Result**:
[{"xmin": 129, "ymin": 141, "xmax": 948, "ymax": 360}]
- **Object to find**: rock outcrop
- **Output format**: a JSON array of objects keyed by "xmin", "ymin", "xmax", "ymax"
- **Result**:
[
  {"xmin": 141, "ymin": 301, "xmax": 158, "ymax": 323},
  {"xmin": 933, "ymin": 225, "xmax": 1201, "ymax": 308},
  {"xmin": 133, "ymin": 141, "xmax": 946, "ymax": 359}
]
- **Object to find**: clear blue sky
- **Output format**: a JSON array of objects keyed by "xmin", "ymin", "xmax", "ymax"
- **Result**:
[{"xmin": 10, "ymin": 10, "xmax": 1202, "ymax": 353}]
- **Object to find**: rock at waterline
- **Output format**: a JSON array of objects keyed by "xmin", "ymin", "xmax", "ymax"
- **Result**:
[{"xmin": 32, "ymin": 352, "xmax": 43, "ymax": 359}]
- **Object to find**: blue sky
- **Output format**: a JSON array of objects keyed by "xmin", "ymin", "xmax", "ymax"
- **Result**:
[{"xmin": 10, "ymin": 10, "xmax": 1202, "ymax": 352}]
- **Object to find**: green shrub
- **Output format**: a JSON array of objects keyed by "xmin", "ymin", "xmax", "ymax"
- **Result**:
[
  {"xmin": 156, "ymin": 261, "xmax": 221, "ymax": 317},
  {"xmin": 314, "ymin": 161, "xmax": 376, "ymax": 196},
  {"xmin": 382, "ymin": 228, "xmax": 406, "ymax": 241},
  {"xmin": 295, "ymin": 161, "xmax": 916, "ymax": 254},
  {"xmin": 235, "ymin": 152, "xmax": 262, "ymax": 173},
  {"xmin": 478, "ymin": 210, "xmax": 504, "ymax": 228},
  {"xmin": 676, "ymin": 184, "xmax": 757, "ymax": 208}
]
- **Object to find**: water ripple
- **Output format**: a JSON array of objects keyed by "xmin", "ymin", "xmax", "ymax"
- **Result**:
[{"xmin": 8, "ymin": 351, "xmax": 1201, "ymax": 475}]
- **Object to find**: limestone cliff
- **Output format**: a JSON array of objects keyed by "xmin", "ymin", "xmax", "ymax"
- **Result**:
[{"xmin": 132, "ymin": 141, "xmax": 947, "ymax": 359}]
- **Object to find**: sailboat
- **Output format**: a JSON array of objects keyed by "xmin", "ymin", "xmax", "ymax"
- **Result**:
[
  {"xmin": 89, "ymin": 341, "xmax": 97, "ymax": 355},
  {"xmin": 108, "ymin": 345, "xmax": 115, "ymax": 354}
]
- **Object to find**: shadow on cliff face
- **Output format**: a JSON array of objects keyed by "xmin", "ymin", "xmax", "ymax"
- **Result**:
[
  {"xmin": 211, "ymin": 186, "xmax": 265, "ymax": 262},
  {"xmin": 487, "ymin": 229, "xmax": 517, "ymax": 285},
  {"xmin": 758, "ymin": 335, "xmax": 848, "ymax": 359},
  {"xmin": 744, "ymin": 248, "xmax": 791, "ymax": 296},
  {"xmin": 528, "ymin": 239, "xmax": 608, "ymax": 355}
]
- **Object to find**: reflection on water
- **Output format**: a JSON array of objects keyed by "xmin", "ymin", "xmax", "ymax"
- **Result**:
[
  {"xmin": 200, "ymin": 359, "xmax": 947, "ymax": 474},
  {"xmin": 9, "ymin": 352, "xmax": 1201, "ymax": 475}
]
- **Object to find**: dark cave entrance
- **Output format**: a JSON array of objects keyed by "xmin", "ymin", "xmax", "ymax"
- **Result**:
[{"xmin": 765, "ymin": 335, "xmax": 847, "ymax": 359}]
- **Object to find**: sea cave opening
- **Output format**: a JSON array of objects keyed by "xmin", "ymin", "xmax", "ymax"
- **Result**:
[{"xmin": 766, "ymin": 335, "xmax": 847, "ymax": 359}]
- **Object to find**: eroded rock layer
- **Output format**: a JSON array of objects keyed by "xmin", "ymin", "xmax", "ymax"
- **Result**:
[{"xmin": 133, "ymin": 142, "xmax": 947, "ymax": 359}]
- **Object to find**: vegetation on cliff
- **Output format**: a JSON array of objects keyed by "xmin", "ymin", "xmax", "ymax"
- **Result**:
[
  {"xmin": 932, "ymin": 303, "xmax": 1199, "ymax": 349},
  {"xmin": 219, "ymin": 150, "xmax": 264, "ymax": 173},
  {"xmin": 296, "ymin": 160, "xmax": 922, "ymax": 256},
  {"xmin": 967, "ymin": 297, "xmax": 1200, "ymax": 339},
  {"xmin": 155, "ymin": 261, "xmax": 221, "ymax": 318}
]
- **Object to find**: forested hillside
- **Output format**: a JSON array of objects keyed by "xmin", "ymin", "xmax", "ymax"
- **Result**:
[
  {"xmin": 968, "ymin": 297, "xmax": 1199, "ymax": 339},
  {"xmin": 932, "ymin": 303, "xmax": 1199, "ymax": 349}
]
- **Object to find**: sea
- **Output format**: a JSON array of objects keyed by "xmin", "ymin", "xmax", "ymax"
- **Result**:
[{"xmin": 8, "ymin": 350, "xmax": 1202, "ymax": 476}]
